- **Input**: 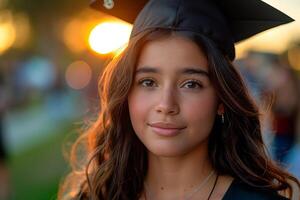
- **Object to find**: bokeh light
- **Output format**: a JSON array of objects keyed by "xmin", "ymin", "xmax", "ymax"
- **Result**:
[
  {"xmin": 63, "ymin": 18, "xmax": 87, "ymax": 53},
  {"xmin": 12, "ymin": 13, "xmax": 31, "ymax": 49},
  {"xmin": 288, "ymin": 46, "xmax": 300, "ymax": 71},
  {"xmin": 21, "ymin": 57, "xmax": 56, "ymax": 90},
  {"xmin": 88, "ymin": 22, "xmax": 132, "ymax": 54},
  {"xmin": 65, "ymin": 60, "xmax": 92, "ymax": 90},
  {"xmin": 0, "ymin": 10, "xmax": 16, "ymax": 54}
]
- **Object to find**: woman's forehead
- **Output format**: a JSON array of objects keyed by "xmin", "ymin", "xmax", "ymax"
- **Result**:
[{"xmin": 137, "ymin": 36, "xmax": 208, "ymax": 72}]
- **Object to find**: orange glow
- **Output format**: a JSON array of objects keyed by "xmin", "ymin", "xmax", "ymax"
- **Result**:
[
  {"xmin": 235, "ymin": 23, "xmax": 298, "ymax": 58},
  {"xmin": 63, "ymin": 18, "xmax": 87, "ymax": 53},
  {"xmin": 0, "ymin": 10, "xmax": 16, "ymax": 54},
  {"xmin": 88, "ymin": 22, "xmax": 132, "ymax": 54},
  {"xmin": 288, "ymin": 47, "xmax": 300, "ymax": 71},
  {"xmin": 12, "ymin": 13, "xmax": 31, "ymax": 49},
  {"xmin": 65, "ymin": 61, "xmax": 92, "ymax": 90}
]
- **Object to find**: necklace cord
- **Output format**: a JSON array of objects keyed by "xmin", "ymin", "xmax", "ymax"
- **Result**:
[
  {"xmin": 184, "ymin": 171, "xmax": 215, "ymax": 200},
  {"xmin": 207, "ymin": 173, "xmax": 219, "ymax": 200},
  {"xmin": 143, "ymin": 170, "xmax": 216, "ymax": 200}
]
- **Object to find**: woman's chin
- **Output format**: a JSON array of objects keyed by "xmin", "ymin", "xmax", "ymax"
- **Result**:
[
  {"xmin": 146, "ymin": 144, "xmax": 191, "ymax": 158},
  {"xmin": 144, "ymin": 138, "xmax": 209, "ymax": 158}
]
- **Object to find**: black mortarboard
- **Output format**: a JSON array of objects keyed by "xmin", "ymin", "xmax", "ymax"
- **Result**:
[{"xmin": 90, "ymin": 0, "xmax": 294, "ymax": 60}]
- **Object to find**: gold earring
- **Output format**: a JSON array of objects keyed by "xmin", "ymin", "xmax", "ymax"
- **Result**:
[{"xmin": 221, "ymin": 114, "xmax": 225, "ymax": 124}]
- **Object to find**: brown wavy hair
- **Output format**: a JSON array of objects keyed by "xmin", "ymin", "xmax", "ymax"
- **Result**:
[{"xmin": 58, "ymin": 29, "xmax": 300, "ymax": 200}]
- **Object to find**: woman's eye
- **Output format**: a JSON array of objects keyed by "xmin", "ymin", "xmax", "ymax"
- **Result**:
[
  {"xmin": 182, "ymin": 80, "xmax": 203, "ymax": 89},
  {"xmin": 138, "ymin": 79, "xmax": 157, "ymax": 87}
]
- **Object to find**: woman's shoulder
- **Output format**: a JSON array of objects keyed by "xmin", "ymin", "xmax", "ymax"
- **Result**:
[{"xmin": 222, "ymin": 179, "xmax": 289, "ymax": 200}]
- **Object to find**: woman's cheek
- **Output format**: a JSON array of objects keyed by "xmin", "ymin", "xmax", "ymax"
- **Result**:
[
  {"xmin": 129, "ymin": 90, "xmax": 151, "ymax": 125},
  {"xmin": 182, "ymin": 93, "xmax": 218, "ymax": 121}
]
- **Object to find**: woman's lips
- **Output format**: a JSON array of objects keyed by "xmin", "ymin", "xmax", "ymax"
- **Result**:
[{"xmin": 148, "ymin": 122, "xmax": 186, "ymax": 137}]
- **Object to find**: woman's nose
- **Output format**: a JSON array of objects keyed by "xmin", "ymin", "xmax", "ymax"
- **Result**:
[{"xmin": 155, "ymin": 88, "xmax": 179, "ymax": 115}]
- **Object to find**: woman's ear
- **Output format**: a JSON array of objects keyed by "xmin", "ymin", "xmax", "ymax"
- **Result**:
[{"xmin": 217, "ymin": 103, "xmax": 224, "ymax": 115}]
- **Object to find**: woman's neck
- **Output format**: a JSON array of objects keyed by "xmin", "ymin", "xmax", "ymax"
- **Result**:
[{"xmin": 144, "ymin": 145, "xmax": 214, "ymax": 200}]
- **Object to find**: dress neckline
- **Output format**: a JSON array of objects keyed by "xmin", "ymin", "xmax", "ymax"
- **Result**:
[{"xmin": 220, "ymin": 178, "xmax": 237, "ymax": 200}]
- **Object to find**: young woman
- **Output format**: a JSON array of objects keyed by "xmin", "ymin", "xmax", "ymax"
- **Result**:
[{"xmin": 59, "ymin": 0, "xmax": 300, "ymax": 199}]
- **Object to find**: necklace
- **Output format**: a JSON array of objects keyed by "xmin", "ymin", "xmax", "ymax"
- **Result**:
[{"xmin": 143, "ymin": 170, "xmax": 217, "ymax": 200}]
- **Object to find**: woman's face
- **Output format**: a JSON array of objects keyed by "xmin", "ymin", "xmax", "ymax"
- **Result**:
[{"xmin": 128, "ymin": 35, "xmax": 222, "ymax": 157}]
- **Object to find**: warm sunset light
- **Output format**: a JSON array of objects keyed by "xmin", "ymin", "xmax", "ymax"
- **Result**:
[
  {"xmin": 63, "ymin": 18, "xmax": 87, "ymax": 53},
  {"xmin": 288, "ymin": 47, "xmax": 300, "ymax": 71},
  {"xmin": 12, "ymin": 13, "xmax": 31, "ymax": 49},
  {"xmin": 0, "ymin": 11, "xmax": 16, "ymax": 54},
  {"xmin": 88, "ymin": 22, "xmax": 132, "ymax": 54}
]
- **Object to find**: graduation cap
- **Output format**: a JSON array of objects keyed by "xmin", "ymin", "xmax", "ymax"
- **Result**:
[{"xmin": 90, "ymin": 0, "xmax": 294, "ymax": 60}]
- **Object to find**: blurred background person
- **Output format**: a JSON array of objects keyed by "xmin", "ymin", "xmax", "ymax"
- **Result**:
[
  {"xmin": 269, "ymin": 53, "xmax": 300, "ymax": 165},
  {"xmin": 235, "ymin": 47, "xmax": 300, "ymax": 178}
]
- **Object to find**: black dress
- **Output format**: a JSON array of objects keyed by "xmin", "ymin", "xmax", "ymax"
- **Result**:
[{"xmin": 222, "ymin": 179, "xmax": 289, "ymax": 200}]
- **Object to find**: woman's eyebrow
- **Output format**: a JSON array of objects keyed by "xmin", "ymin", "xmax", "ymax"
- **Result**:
[
  {"xmin": 180, "ymin": 68, "xmax": 209, "ymax": 77},
  {"xmin": 135, "ymin": 66, "xmax": 159, "ymax": 74},
  {"xmin": 135, "ymin": 66, "xmax": 209, "ymax": 77}
]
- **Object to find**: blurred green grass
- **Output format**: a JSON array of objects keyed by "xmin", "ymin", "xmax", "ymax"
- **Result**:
[{"xmin": 7, "ymin": 126, "xmax": 76, "ymax": 200}]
